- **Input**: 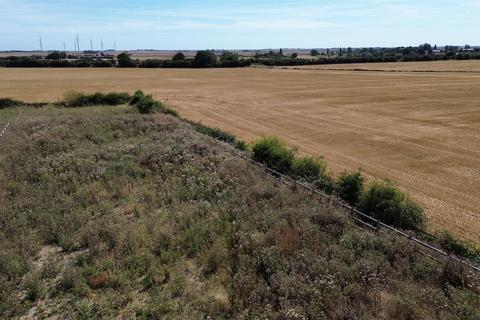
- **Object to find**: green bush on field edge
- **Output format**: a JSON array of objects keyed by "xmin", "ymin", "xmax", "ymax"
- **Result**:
[
  {"xmin": 0, "ymin": 97, "xmax": 23, "ymax": 109},
  {"xmin": 335, "ymin": 171, "xmax": 364, "ymax": 205},
  {"xmin": 252, "ymin": 136, "xmax": 296, "ymax": 174},
  {"xmin": 251, "ymin": 136, "xmax": 426, "ymax": 231},
  {"xmin": 357, "ymin": 180, "xmax": 426, "ymax": 231},
  {"xmin": 62, "ymin": 91, "xmax": 131, "ymax": 107}
]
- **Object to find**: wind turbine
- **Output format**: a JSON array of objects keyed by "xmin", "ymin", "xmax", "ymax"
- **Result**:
[
  {"xmin": 76, "ymin": 33, "xmax": 80, "ymax": 52},
  {"xmin": 101, "ymin": 39, "xmax": 104, "ymax": 52},
  {"xmin": 62, "ymin": 41, "xmax": 66, "ymax": 52},
  {"xmin": 38, "ymin": 34, "xmax": 43, "ymax": 52}
]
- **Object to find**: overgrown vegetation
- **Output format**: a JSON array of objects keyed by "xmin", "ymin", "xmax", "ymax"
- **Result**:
[
  {"xmin": 438, "ymin": 231, "xmax": 480, "ymax": 264},
  {"xmin": 127, "ymin": 90, "xmax": 178, "ymax": 116},
  {"xmin": 251, "ymin": 136, "xmax": 426, "ymax": 231},
  {"xmin": 189, "ymin": 122, "xmax": 247, "ymax": 150},
  {"xmin": 0, "ymin": 106, "xmax": 478, "ymax": 319},
  {"xmin": 61, "ymin": 91, "xmax": 131, "ymax": 107}
]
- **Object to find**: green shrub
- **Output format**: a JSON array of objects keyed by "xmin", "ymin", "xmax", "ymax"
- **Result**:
[
  {"xmin": 291, "ymin": 156, "xmax": 326, "ymax": 182},
  {"xmin": 357, "ymin": 181, "xmax": 426, "ymax": 230},
  {"xmin": 190, "ymin": 122, "xmax": 246, "ymax": 150},
  {"xmin": 313, "ymin": 174, "xmax": 335, "ymax": 194},
  {"xmin": 252, "ymin": 136, "xmax": 296, "ymax": 174},
  {"xmin": 62, "ymin": 91, "xmax": 130, "ymax": 107},
  {"xmin": 194, "ymin": 124, "xmax": 235, "ymax": 144},
  {"xmin": 335, "ymin": 171, "xmax": 364, "ymax": 205},
  {"xmin": 134, "ymin": 95, "xmax": 163, "ymax": 114},
  {"xmin": 0, "ymin": 98, "xmax": 23, "ymax": 109},
  {"xmin": 129, "ymin": 90, "xmax": 145, "ymax": 106}
]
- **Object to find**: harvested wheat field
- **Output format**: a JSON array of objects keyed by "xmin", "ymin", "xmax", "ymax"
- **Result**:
[
  {"xmin": 1, "ymin": 67, "xmax": 479, "ymax": 242},
  {"xmin": 283, "ymin": 59, "xmax": 480, "ymax": 72}
]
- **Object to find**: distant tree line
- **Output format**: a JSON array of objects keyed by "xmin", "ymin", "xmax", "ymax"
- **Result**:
[
  {"xmin": 0, "ymin": 50, "xmax": 251, "ymax": 68},
  {"xmin": 254, "ymin": 44, "xmax": 480, "ymax": 66},
  {"xmin": 1, "ymin": 44, "xmax": 479, "ymax": 69}
]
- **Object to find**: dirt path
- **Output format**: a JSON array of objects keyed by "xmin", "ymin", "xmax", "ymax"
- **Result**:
[{"xmin": 0, "ymin": 67, "xmax": 479, "ymax": 242}]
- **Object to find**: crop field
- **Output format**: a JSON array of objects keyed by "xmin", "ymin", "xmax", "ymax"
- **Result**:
[
  {"xmin": 284, "ymin": 59, "xmax": 480, "ymax": 72},
  {"xmin": 0, "ymin": 66, "xmax": 479, "ymax": 242}
]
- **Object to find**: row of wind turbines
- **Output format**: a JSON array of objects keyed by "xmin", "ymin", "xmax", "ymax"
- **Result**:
[{"xmin": 37, "ymin": 34, "xmax": 117, "ymax": 52}]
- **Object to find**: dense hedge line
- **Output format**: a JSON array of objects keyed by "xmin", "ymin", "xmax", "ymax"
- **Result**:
[
  {"xmin": 254, "ymin": 53, "xmax": 480, "ymax": 67},
  {"xmin": 250, "ymin": 136, "xmax": 427, "ymax": 231}
]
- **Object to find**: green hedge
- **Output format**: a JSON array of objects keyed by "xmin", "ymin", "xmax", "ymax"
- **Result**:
[
  {"xmin": 62, "ymin": 91, "xmax": 131, "ymax": 107},
  {"xmin": 357, "ymin": 181, "xmax": 426, "ymax": 231}
]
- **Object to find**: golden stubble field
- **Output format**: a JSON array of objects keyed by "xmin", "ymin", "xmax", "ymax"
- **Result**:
[
  {"xmin": 1, "ymin": 64, "xmax": 479, "ymax": 242},
  {"xmin": 284, "ymin": 60, "xmax": 480, "ymax": 72}
]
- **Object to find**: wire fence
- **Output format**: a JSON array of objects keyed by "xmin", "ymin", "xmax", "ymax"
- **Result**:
[
  {"xmin": 0, "ymin": 105, "xmax": 27, "ymax": 140},
  {"xmin": 211, "ymin": 138, "xmax": 480, "ymax": 274}
]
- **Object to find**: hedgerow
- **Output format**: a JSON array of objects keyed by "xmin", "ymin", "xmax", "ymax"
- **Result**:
[{"xmin": 62, "ymin": 91, "xmax": 131, "ymax": 107}]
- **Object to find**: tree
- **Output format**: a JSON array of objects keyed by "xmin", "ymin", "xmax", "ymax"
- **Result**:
[
  {"xmin": 311, "ymin": 49, "xmax": 319, "ymax": 56},
  {"xmin": 193, "ymin": 50, "xmax": 217, "ymax": 67},
  {"xmin": 220, "ymin": 51, "xmax": 239, "ymax": 63},
  {"xmin": 117, "ymin": 53, "xmax": 137, "ymax": 67},
  {"xmin": 291, "ymin": 53, "xmax": 298, "ymax": 59},
  {"xmin": 45, "ymin": 51, "xmax": 67, "ymax": 60},
  {"xmin": 172, "ymin": 52, "xmax": 185, "ymax": 61}
]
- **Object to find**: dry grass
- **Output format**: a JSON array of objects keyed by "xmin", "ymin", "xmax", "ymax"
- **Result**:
[{"xmin": 0, "ymin": 66, "xmax": 479, "ymax": 242}]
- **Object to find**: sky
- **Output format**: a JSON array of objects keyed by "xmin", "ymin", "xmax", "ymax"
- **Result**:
[{"xmin": 0, "ymin": 0, "xmax": 479, "ymax": 51}]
